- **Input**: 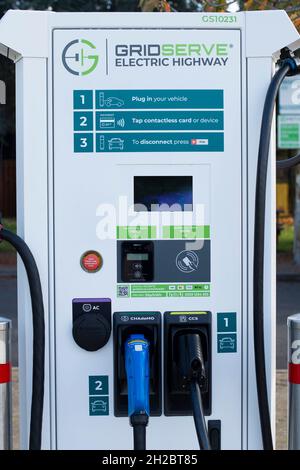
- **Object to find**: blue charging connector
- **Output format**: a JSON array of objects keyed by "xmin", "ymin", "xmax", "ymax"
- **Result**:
[{"xmin": 125, "ymin": 334, "xmax": 150, "ymax": 418}]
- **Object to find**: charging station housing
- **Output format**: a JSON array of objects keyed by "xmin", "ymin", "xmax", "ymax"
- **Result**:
[{"xmin": 0, "ymin": 10, "xmax": 299, "ymax": 450}]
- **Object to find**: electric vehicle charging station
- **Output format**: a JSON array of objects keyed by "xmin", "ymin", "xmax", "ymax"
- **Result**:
[{"xmin": 0, "ymin": 9, "xmax": 300, "ymax": 451}]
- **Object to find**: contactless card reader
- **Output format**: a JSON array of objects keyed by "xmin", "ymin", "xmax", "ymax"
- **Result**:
[{"xmin": 121, "ymin": 241, "xmax": 154, "ymax": 283}]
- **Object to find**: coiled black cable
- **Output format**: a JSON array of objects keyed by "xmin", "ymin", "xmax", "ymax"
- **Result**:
[
  {"xmin": 254, "ymin": 62, "xmax": 292, "ymax": 450},
  {"xmin": 0, "ymin": 226, "xmax": 45, "ymax": 450}
]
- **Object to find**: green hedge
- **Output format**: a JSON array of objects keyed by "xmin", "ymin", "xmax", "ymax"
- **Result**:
[
  {"xmin": 0, "ymin": 218, "xmax": 16, "ymax": 253},
  {"xmin": 277, "ymin": 225, "xmax": 293, "ymax": 253}
]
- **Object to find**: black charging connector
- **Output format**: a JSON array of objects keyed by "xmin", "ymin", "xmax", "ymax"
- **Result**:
[
  {"xmin": 164, "ymin": 311, "xmax": 211, "ymax": 416},
  {"xmin": 175, "ymin": 333, "xmax": 207, "ymax": 392}
]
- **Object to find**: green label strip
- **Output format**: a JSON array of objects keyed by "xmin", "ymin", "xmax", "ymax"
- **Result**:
[
  {"xmin": 117, "ymin": 284, "xmax": 210, "ymax": 298},
  {"xmin": 163, "ymin": 225, "xmax": 210, "ymax": 239},
  {"xmin": 116, "ymin": 225, "xmax": 210, "ymax": 239},
  {"xmin": 117, "ymin": 226, "xmax": 156, "ymax": 239}
]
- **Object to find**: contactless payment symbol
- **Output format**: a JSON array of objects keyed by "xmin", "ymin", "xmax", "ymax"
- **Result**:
[
  {"xmin": 62, "ymin": 39, "xmax": 99, "ymax": 76},
  {"xmin": 176, "ymin": 250, "xmax": 199, "ymax": 273}
]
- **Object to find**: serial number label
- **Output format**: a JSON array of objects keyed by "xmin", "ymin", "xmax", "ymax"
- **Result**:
[
  {"xmin": 102, "ymin": 454, "xmax": 198, "ymax": 466},
  {"xmin": 202, "ymin": 15, "xmax": 237, "ymax": 23},
  {"xmin": 145, "ymin": 455, "xmax": 198, "ymax": 465}
]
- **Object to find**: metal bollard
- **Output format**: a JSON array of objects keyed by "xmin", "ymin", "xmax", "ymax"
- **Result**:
[
  {"xmin": 288, "ymin": 314, "xmax": 300, "ymax": 450},
  {"xmin": 0, "ymin": 318, "xmax": 12, "ymax": 450}
]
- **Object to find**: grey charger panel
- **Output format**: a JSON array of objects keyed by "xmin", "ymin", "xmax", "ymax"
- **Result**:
[{"xmin": 117, "ymin": 240, "xmax": 210, "ymax": 283}]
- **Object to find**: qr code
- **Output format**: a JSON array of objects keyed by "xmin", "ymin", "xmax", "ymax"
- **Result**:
[{"xmin": 117, "ymin": 285, "xmax": 130, "ymax": 298}]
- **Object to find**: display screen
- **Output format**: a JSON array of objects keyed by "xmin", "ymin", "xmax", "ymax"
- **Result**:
[
  {"xmin": 134, "ymin": 176, "xmax": 193, "ymax": 212},
  {"xmin": 126, "ymin": 253, "xmax": 149, "ymax": 261}
]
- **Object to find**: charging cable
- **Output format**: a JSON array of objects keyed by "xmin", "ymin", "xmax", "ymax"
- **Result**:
[
  {"xmin": 125, "ymin": 334, "xmax": 150, "ymax": 450},
  {"xmin": 253, "ymin": 48, "xmax": 300, "ymax": 450},
  {"xmin": 0, "ymin": 223, "xmax": 45, "ymax": 450},
  {"xmin": 176, "ymin": 333, "xmax": 211, "ymax": 450}
]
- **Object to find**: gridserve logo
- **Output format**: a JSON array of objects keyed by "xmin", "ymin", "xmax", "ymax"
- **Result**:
[{"xmin": 62, "ymin": 39, "xmax": 99, "ymax": 76}]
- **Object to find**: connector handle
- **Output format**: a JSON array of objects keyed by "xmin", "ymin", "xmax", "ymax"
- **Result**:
[{"xmin": 125, "ymin": 334, "xmax": 150, "ymax": 417}]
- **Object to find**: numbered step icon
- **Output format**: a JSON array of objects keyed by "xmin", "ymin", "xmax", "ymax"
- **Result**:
[
  {"xmin": 217, "ymin": 312, "xmax": 237, "ymax": 333},
  {"xmin": 74, "ymin": 111, "xmax": 93, "ymax": 131},
  {"xmin": 73, "ymin": 90, "xmax": 93, "ymax": 110},
  {"xmin": 74, "ymin": 133, "xmax": 94, "ymax": 153},
  {"xmin": 89, "ymin": 375, "xmax": 109, "ymax": 396}
]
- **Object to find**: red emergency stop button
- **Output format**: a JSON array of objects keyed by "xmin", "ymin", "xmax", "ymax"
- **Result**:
[{"xmin": 80, "ymin": 251, "xmax": 103, "ymax": 273}]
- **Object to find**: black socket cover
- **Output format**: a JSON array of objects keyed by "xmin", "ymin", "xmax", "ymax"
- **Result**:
[{"xmin": 73, "ymin": 312, "xmax": 111, "ymax": 351}]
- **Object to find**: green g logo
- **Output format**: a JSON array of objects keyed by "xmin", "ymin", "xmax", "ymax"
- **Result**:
[{"xmin": 62, "ymin": 39, "xmax": 99, "ymax": 76}]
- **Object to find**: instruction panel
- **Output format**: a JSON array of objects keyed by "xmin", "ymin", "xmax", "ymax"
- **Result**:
[{"xmin": 73, "ymin": 89, "xmax": 224, "ymax": 153}]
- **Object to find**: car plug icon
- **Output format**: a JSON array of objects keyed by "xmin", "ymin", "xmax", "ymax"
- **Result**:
[{"xmin": 182, "ymin": 256, "xmax": 198, "ymax": 271}]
